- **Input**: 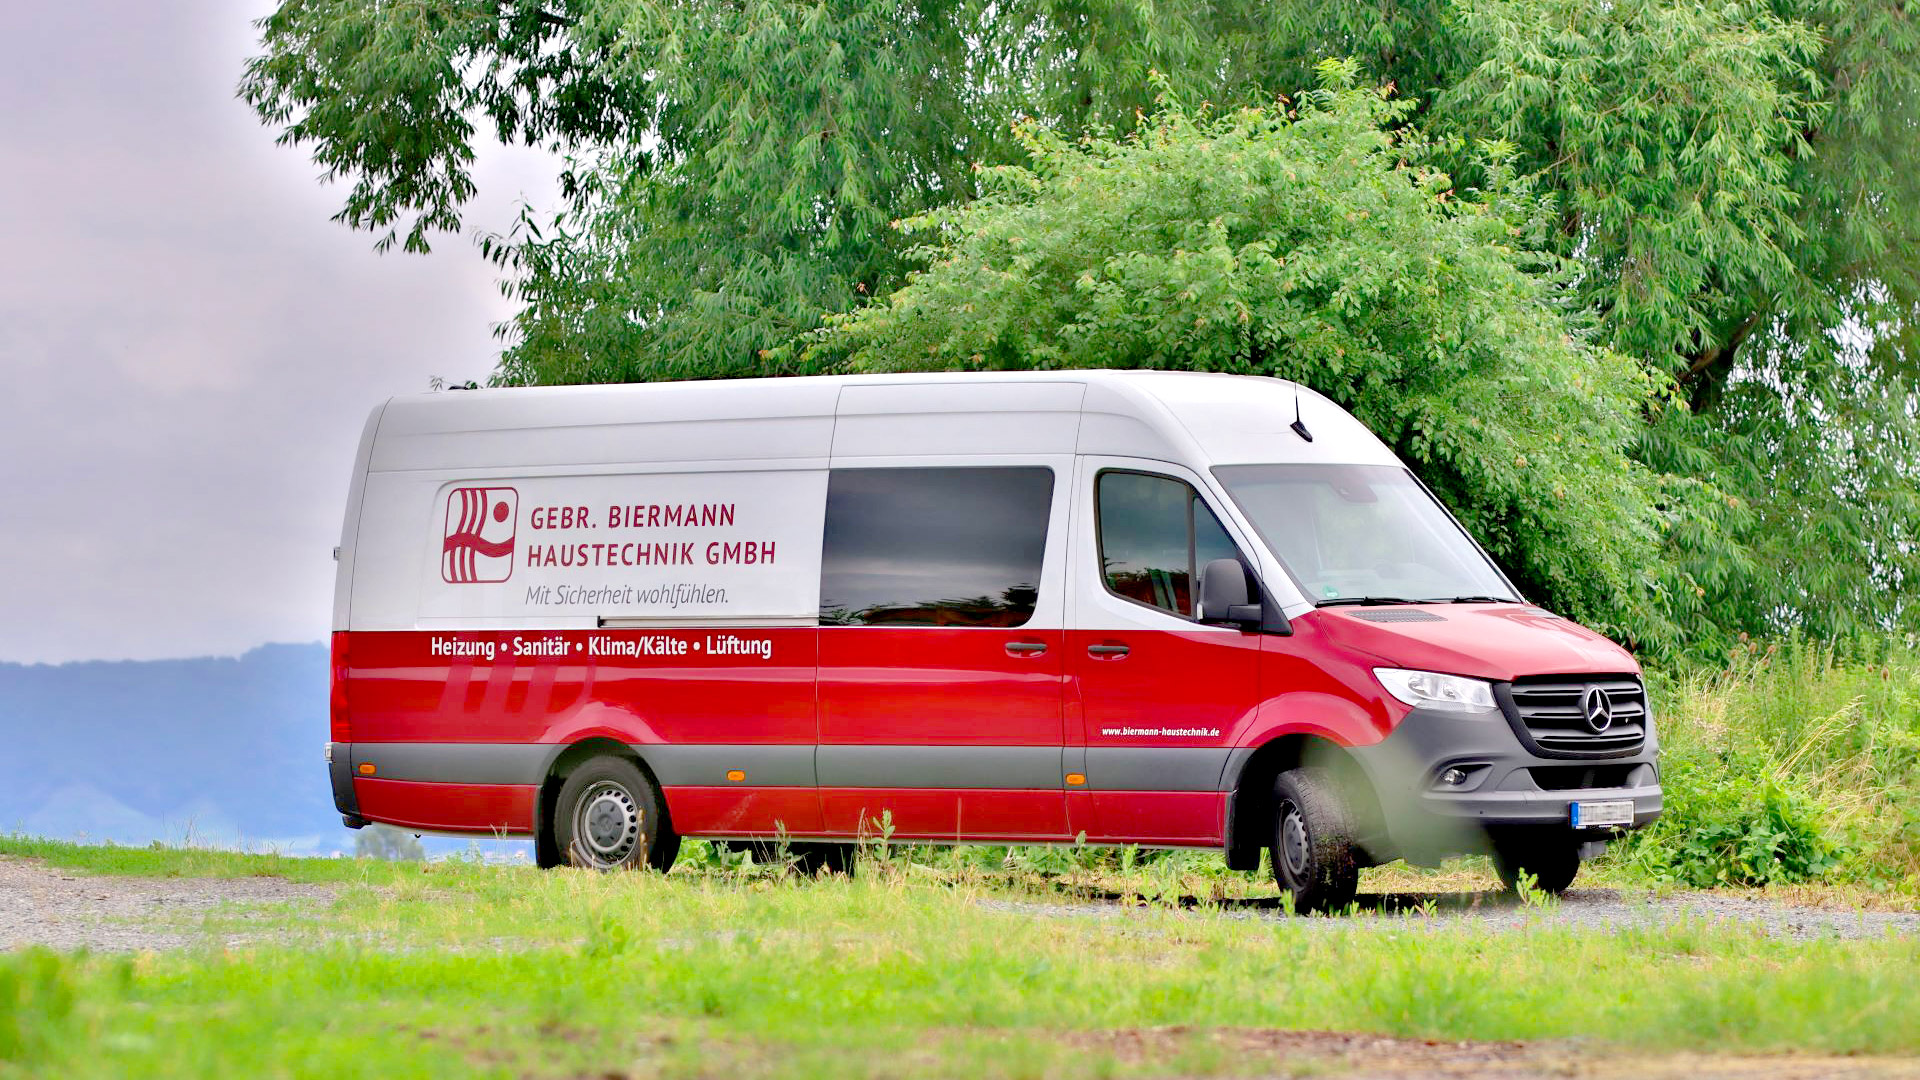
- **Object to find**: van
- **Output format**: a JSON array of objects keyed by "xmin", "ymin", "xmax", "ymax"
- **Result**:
[{"xmin": 328, "ymin": 371, "xmax": 1660, "ymax": 909}]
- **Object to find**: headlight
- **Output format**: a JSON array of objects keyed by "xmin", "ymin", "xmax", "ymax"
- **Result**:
[{"xmin": 1373, "ymin": 668, "xmax": 1499, "ymax": 714}]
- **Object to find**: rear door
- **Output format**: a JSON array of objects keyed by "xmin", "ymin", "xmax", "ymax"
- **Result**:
[
  {"xmin": 1067, "ymin": 459, "xmax": 1262, "ymax": 844},
  {"xmin": 814, "ymin": 463, "xmax": 1073, "ymax": 841}
]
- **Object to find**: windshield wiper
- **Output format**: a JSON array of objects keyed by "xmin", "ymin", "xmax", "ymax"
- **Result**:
[
  {"xmin": 1428, "ymin": 595, "xmax": 1515, "ymax": 604},
  {"xmin": 1315, "ymin": 596, "xmax": 1424, "ymax": 607}
]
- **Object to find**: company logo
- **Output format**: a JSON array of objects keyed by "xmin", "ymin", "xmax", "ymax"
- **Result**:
[
  {"xmin": 442, "ymin": 487, "xmax": 518, "ymax": 584},
  {"xmin": 1580, "ymin": 685, "xmax": 1614, "ymax": 733}
]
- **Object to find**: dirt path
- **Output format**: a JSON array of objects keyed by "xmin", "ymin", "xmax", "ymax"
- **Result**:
[
  {"xmin": 0, "ymin": 854, "xmax": 334, "ymax": 951},
  {"xmin": 1072, "ymin": 1028, "xmax": 1920, "ymax": 1079}
]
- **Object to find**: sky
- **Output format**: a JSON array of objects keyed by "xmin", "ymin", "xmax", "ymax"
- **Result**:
[{"xmin": 0, "ymin": 1, "xmax": 561, "ymax": 664}]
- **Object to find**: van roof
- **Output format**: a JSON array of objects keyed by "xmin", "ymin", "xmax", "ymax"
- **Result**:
[{"xmin": 370, "ymin": 370, "xmax": 1399, "ymax": 471}]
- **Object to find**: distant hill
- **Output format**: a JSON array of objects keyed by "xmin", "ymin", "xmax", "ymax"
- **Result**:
[{"xmin": 0, "ymin": 644, "xmax": 522, "ymax": 858}]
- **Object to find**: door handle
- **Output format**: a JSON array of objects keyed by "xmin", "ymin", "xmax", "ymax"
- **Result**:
[
  {"xmin": 1005, "ymin": 641, "xmax": 1048, "ymax": 656},
  {"xmin": 1087, "ymin": 643, "xmax": 1131, "ymax": 658}
]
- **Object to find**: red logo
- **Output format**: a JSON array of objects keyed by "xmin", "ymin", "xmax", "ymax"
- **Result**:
[{"xmin": 442, "ymin": 487, "xmax": 517, "ymax": 583}]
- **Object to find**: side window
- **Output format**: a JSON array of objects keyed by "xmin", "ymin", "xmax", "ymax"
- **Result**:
[
  {"xmin": 1097, "ymin": 471, "xmax": 1244, "ymax": 618},
  {"xmin": 820, "ymin": 467, "xmax": 1054, "ymax": 627}
]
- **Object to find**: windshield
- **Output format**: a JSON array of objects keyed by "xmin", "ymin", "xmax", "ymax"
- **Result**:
[{"xmin": 1212, "ymin": 464, "xmax": 1517, "ymax": 604}]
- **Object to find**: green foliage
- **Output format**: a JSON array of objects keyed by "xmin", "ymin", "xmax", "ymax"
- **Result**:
[
  {"xmin": 1623, "ymin": 637, "xmax": 1920, "ymax": 891},
  {"xmin": 805, "ymin": 76, "xmax": 1677, "ymax": 644},
  {"xmin": 0, "ymin": 950, "xmax": 79, "ymax": 1067},
  {"xmin": 1644, "ymin": 769, "xmax": 1839, "ymax": 888},
  {"xmin": 1437, "ymin": 0, "xmax": 1920, "ymax": 651},
  {"xmin": 243, "ymin": 0, "xmax": 1920, "ymax": 649}
]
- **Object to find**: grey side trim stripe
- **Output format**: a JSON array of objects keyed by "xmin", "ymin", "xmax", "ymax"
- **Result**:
[
  {"xmin": 642, "ymin": 744, "xmax": 816, "ymax": 787},
  {"xmin": 817, "ymin": 745, "xmax": 1063, "ymax": 790},
  {"xmin": 351, "ymin": 743, "xmax": 555, "ymax": 785},
  {"xmin": 1085, "ymin": 747, "xmax": 1233, "ymax": 792},
  {"xmin": 348, "ymin": 741, "xmax": 1235, "ymax": 792}
]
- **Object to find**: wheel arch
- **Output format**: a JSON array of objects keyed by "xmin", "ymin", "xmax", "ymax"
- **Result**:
[
  {"xmin": 534, "ymin": 738, "xmax": 671, "ymax": 867},
  {"xmin": 1223, "ymin": 733, "xmax": 1387, "ymax": 871}
]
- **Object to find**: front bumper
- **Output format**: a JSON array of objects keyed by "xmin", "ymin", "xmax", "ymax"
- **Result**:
[{"xmin": 1346, "ymin": 705, "xmax": 1662, "ymax": 864}]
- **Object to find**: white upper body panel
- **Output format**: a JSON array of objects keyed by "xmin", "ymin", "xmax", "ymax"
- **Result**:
[{"xmin": 338, "ymin": 371, "xmax": 1407, "ymax": 631}]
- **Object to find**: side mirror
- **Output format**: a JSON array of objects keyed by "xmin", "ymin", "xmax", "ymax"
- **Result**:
[{"xmin": 1199, "ymin": 558, "xmax": 1262, "ymax": 627}]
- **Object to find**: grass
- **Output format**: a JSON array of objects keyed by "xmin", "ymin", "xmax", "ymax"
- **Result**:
[{"xmin": 3, "ymin": 836, "xmax": 1919, "ymax": 1078}]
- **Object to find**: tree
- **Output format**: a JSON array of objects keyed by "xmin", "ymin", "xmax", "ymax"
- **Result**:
[
  {"xmin": 803, "ymin": 72, "xmax": 1678, "ymax": 645},
  {"xmin": 242, "ymin": 0, "xmax": 1920, "ymax": 649}
]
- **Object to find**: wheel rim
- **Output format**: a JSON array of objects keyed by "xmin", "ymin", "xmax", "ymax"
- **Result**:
[
  {"xmin": 1279, "ymin": 800, "xmax": 1311, "ymax": 879},
  {"xmin": 573, "ymin": 780, "xmax": 642, "ymax": 867}
]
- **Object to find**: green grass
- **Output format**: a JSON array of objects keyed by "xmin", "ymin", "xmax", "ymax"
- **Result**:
[
  {"xmin": 3, "ymin": 838, "xmax": 1918, "ymax": 1078},
  {"xmin": 1622, "ymin": 637, "xmax": 1920, "ymax": 896}
]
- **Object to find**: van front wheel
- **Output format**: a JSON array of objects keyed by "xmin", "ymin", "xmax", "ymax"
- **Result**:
[
  {"xmin": 1492, "ymin": 833, "xmax": 1579, "ymax": 895},
  {"xmin": 553, "ymin": 757, "xmax": 677, "ymax": 872},
  {"xmin": 1271, "ymin": 767, "xmax": 1360, "ymax": 914}
]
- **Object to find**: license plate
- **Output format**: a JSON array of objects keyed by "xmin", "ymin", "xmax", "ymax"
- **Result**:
[{"xmin": 1571, "ymin": 800, "xmax": 1634, "ymax": 828}]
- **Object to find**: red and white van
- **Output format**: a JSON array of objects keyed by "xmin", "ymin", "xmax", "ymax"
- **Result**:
[{"xmin": 328, "ymin": 372, "xmax": 1660, "ymax": 909}]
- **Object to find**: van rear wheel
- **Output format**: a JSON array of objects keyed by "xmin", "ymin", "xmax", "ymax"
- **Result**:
[
  {"xmin": 1271, "ymin": 767, "xmax": 1360, "ymax": 914},
  {"xmin": 736, "ymin": 840, "xmax": 856, "ymax": 876},
  {"xmin": 552, "ymin": 757, "xmax": 677, "ymax": 872},
  {"xmin": 792, "ymin": 842, "xmax": 855, "ymax": 876}
]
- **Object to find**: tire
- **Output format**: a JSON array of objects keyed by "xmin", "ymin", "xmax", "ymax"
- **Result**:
[
  {"xmin": 1492, "ymin": 834, "xmax": 1580, "ymax": 895},
  {"xmin": 1271, "ymin": 767, "xmax": 1361, "ymax": 914},
  {"xmin": 551, "ymin": 756, "xmax": 677, "ymax": 872},
  {"xmin": 792, "ymin": 842, "xmax": 856, "ymax": 877},
  {"xmin": 739, "ymin": 840, "xmax": 856, "ymax": 876},
  {"xmin": 534, "ymin": 821, "xmax": 565, "ymax": 869}
]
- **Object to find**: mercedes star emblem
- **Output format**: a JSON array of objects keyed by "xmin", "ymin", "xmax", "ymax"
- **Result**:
[{"xmin": 1581, "ymin": 686, "xmax": 1614, "ymax": 733}]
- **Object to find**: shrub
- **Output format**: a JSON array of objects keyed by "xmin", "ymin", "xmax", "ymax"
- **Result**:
[{"xmin": 1623, "ymin": 638, "xmax": 1920, "ymax": 892}]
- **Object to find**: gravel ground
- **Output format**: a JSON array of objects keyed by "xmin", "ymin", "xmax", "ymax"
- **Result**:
[
  {"xmin": 979, "ymin": 886, "xmax": 1920, "ymax": 940},
  {"xmin": 5, "ymin": 853, "xmax": 1916, "ymax": 953},
  {"xmin": 0, "ymin": 855, "xmax": 335, "ymax": 951}
]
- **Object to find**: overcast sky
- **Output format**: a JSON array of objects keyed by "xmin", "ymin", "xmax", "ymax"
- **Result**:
[{"xmin": 0, "ymin": 1, "xmax": 560, "ymax": 664}]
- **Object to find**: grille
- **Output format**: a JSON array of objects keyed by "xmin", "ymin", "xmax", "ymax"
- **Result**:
[{"xmin": 1502, "ymin": 676, "xmax": 1648, "ymax": 757}]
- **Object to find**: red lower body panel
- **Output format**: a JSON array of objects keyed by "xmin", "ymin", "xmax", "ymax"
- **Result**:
[
  {"xmin": 662, "ymin": 787, "xmax": 824, "ymax": 835},
  {"xmin": 1087, "ymin": 791, "xmax": 1225, "ymax": 845},
  {"xmin": 354, "ymin": 778, "xmax": 537, "ymax": 834},
  {"xmin": 818, "ymin": 788, "xmax": 1069, "ymax": 840}
]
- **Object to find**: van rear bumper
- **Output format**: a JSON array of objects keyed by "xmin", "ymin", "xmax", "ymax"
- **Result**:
[
  {"xmin": 1346, "ymin": 706, "xmax": 1662, "ymax": 864},
  {"xmin": 326, "ymin": 742, "xmax": 367, "ymax": 828}
]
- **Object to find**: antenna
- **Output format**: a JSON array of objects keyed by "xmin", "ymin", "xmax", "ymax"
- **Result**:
[{"xmin": 1289, "ymin": 383, "xmax": 1314, "ymax": 442}]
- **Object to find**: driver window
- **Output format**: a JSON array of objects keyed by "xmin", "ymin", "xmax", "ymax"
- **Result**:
[{"xmin": 1097, "ymin": 471, "xmax": 1243, "ymax": 618}]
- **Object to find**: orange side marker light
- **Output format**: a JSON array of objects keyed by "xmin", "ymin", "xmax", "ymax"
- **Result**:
[
  {"xmin": 357, "ymin": 763, "xmax": 376, "ymax": 776},
  {"xmin": 726, "ymin": 770, "xmax": 746, "ymax": 783},
  {"xmin": 1065, "ymin": 773, "xmax": 1086, "ymax": 787}
]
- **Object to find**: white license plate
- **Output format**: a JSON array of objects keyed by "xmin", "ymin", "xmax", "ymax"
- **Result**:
[{"xmin": 1570, "ymin": 800, "xmax": 1634, "ymax": 828}]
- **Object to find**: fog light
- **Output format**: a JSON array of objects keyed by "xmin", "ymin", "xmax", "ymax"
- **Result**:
[{"xmin": 1441, "ymin": 767, "xmax": 1468, "ymax": 786}]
